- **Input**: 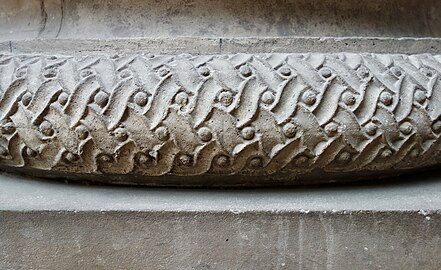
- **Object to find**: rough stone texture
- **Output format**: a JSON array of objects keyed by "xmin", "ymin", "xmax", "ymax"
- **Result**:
[
  {"xmin": 1, "ymin": 0, "xmax": 441, "ymax": 41},
  {"xmin": 2, "ymin": 0, "xmax": 441, "ymax": 185},
  {"xmin": 1, "ymin": 0, "xmax": 441, "ymax": 268},
  {"xmin": 5, "ymin": 37, "xmax": 441, "ymax": 55},
  {"xmin": 1, "ymin": 172, "xmax": 441, "ymax": 269},
  {"xmin": 1, "ymin": 52, "xmax": 441, "ymax": 185}
]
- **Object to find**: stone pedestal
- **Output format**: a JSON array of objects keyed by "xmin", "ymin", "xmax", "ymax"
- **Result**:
[
  {"xmin": 1, "ymin": 0, "xmax": 441, "ymax": 268},
  {"xmin": 1, "ymin": 171, "xmax": 441, "ymax": 269}
]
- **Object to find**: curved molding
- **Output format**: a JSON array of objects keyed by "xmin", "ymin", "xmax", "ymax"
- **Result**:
[{"xmin": 1, "ymin": 52, "xmax": 441, "ymax": 185}]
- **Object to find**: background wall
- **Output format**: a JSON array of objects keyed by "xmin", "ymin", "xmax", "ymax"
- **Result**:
[{"xmin": 1, "ymin": 0, "xmax": 441, "ymax": 41}]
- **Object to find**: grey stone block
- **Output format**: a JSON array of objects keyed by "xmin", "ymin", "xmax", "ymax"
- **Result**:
[
  {"xmin": 1, "ymin": 172, "xmax": 441, "ymax": 269},
  {"xmin": 1, "ymin": 0, "xmax": 441, "ymax": 41}
]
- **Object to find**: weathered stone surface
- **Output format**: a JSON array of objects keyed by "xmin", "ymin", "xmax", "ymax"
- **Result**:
[
  {"xmin": 1, "ymin": 172, "xmax": 441, "ymax": 269},
  {"xmin": 7, "ymin": 37, "xmax": 441, "ymax": 55},
  {"xmin": 0, "ymin": 52, "xmax": 440, "ymax": 184},
  {"xmin": 1, "ymin": 52, "xmax": 441, "ymax": 185},
  {"xmin": 1, "ymin": 0, "xmax": 440, "ymax": 268},
  {"xmin": 2, "ymin": 0, "xmax": 441, "ymax": 187},
  {"xmin": 1, "ymin": 0, "xmax": 441, "ymax": 41}
]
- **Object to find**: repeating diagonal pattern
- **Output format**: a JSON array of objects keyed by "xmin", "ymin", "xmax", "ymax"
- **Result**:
[{"xmin": 1, "ymin": 52, "xmax": 441, "ymax": 181}]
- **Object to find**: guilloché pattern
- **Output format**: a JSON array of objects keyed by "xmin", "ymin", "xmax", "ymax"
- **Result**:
[{"xmin": 1, "ymin": 52, "xmax": 441, "ymax": 181}]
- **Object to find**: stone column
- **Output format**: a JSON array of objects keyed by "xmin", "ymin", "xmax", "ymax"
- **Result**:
[{"xmin": 1, "ymin": 1, "xmax": 441, "ymax": 268}]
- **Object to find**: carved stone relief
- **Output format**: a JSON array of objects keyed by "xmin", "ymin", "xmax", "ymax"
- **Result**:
[{"xmin": 0, "ymin": 52, "xmax": 440, "ymax": 185}]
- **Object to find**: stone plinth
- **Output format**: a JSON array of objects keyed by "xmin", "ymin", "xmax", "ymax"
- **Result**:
[{"xmin": 1, "ymin": 172, "xmax": 441, "ymax": 269}]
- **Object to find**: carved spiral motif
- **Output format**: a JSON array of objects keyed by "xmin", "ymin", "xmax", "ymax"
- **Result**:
[{"xmin": 1, "ymin": 52, "xmax": 441, "ymax": 184}]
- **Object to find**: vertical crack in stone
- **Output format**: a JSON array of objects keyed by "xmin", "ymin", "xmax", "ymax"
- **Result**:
[
  {"xmin": 219, "ymin": 38, "xmax": 223, "ymax": 54},
  {"xmin": 55, "ymin": 0, "xmax": 65, "ymax": 38},
  {"xmin": 38, "ymin": 0, "xmax": 48, "ymax": 37}
]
